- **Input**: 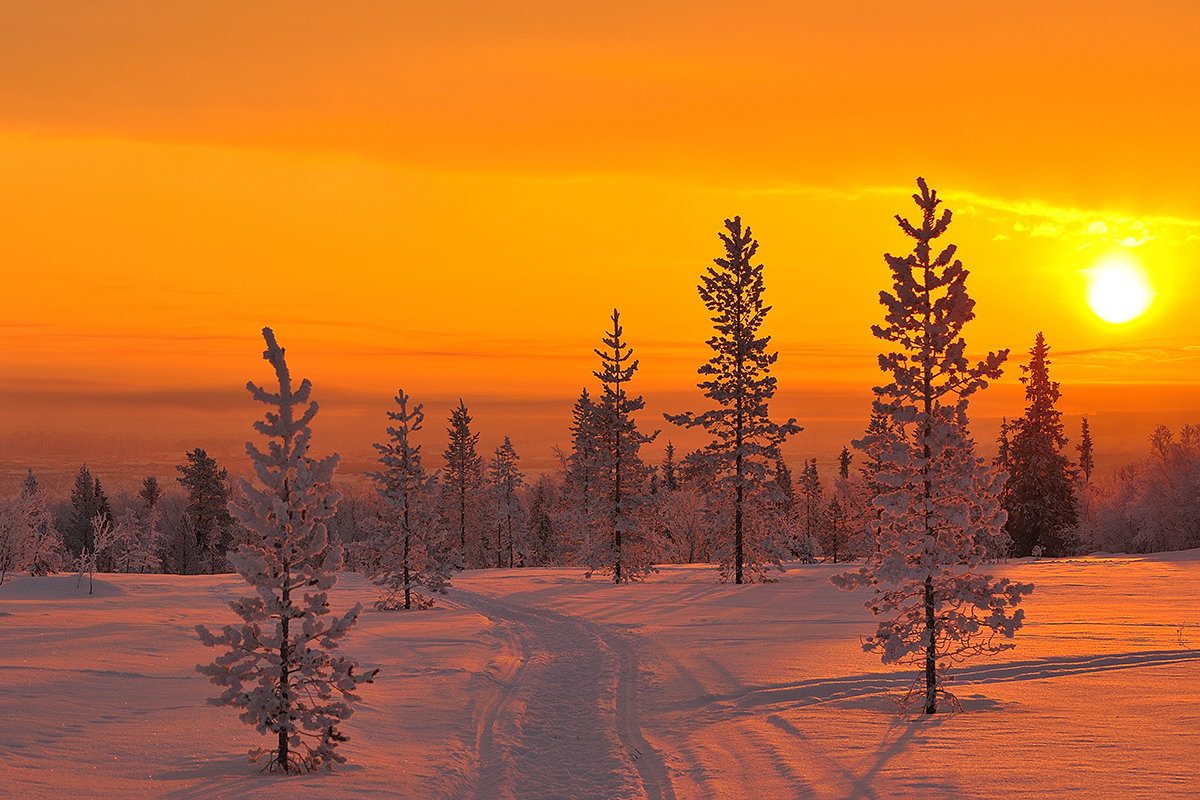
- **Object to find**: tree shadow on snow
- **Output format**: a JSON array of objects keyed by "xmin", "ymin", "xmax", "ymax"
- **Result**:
[
  {"xmin": 156, "ymin": 753, "xmax": 365, "ymax": 799},
  {"xmin": 843, "ymin": 717, "xmax": 944, "ymax": 800}
]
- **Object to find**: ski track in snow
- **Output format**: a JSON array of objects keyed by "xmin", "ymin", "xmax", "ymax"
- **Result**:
[{"xmin": 450, "ymin": 589, "xmax": 675, "ymax": 800}]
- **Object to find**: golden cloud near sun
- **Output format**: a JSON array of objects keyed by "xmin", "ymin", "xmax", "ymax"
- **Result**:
[{"xmin": 1085, "ymin": 251, "xmax": 1155, "ymax": 324}]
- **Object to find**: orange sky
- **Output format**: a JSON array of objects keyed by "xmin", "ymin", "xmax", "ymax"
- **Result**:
[{"xmin": 2, "ymin": 1, "xmax": 1198, "ymax": 493}]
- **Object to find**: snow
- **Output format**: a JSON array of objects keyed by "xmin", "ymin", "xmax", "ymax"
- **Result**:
[{"xmin": 2, "ymin": 553, "xmax": 1199, "ymax": 798}]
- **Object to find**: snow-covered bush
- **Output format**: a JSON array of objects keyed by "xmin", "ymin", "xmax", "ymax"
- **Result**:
[{"xmin": 1077, "ymin": 424, "xmax": 1200, "ymax": 553}]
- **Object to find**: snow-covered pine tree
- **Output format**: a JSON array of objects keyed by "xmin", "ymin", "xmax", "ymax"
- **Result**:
[
  {"xmin": 800, "ymin": 458, "xmax": 824, "ymax": 545},
  {"xmin": 441, "ymin": 399, "xmax": 484, "ymax": 568},
  {"xmin": 525, "ymin": 473, "xmax": 560, "ymax": 566},
  {"xmin": 824, "ymin": 495, "xmax": 848, "ymax": 564},
  {"xmin": 825, "ymin": 447, "xmax": 863, "ymax": 563},
  {"xmin": 1, "ymin": 481, "xmax": 61, "ymax": 583},
  {"xmin": 661, "ymin": 442, "xmax": 680, "ymax": 492},
  {"xmin": 1004, "ymin": 332, "xmax": 1079, "ymax": 557},
  {"xmin": 362, "ymin": 389, "xmax": 452, "ymax": 610},
  {"xmin": 97, "ymin": 508, "xmax": 145, "ymax": 573},
  {"xmin": 122, "ymin": 476, "xmax": 166, "ymax": 573},
  {"xmin": 834, "ymin": 178, "xmax": 1031, "ymax": 715},
  {"xmin": 1077, "ymin": 417, "xmax": 1095, "ymax": 485},
  {"xmin": 774, "ymin": 458, "xmax": 795, "ymax": 517},
  {"xmin": 176, "ymin": 448, "xmax": 235, "ymax": 573},
  {"xmin": 488, "ymin": 437, "xmax": 524, "ymax": 568},
  {"xmin": 856, "ymin": 409, "xmax": 897, "ymax": 557},
  {"xmin": 656, "ymin": 486, "xmax": 713, "ymax": 564},
  {"xmin": 562, "ymin": 388, "xmax": 603, "ymax": 551},
  {"xmin": 666, "ymin": 217, "xmax": 801, "ymax": 583},
  {"xmin": 129, "ymin": 507, "xmax": 164, "ymax": 574},
  {"xmin": 21, "ymin": 469, "xmax": 61, "ymax": 577},
  {"xmin": 0, "ymin": 499, "xmax": 23, "ymax": 585},
  {"xmin": 196, "ymin": 327, "xmax": 375, "ymax": 772},
  {"xmin": 770, "ymin": 457, "xmax": 807, "ymax": 560},
  {"xmin": 582, "ymin": 309, "xmax": 659, "ymax": 583}
]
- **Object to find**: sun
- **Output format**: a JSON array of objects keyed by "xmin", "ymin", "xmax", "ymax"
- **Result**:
[{"xmin": 1085, "ymin": 251, "xmax": 1154, "ymax": 324}]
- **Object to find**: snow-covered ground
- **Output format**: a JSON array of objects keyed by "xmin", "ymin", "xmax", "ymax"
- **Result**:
[{"xmin": 2, "ymin": 553, "xmax": 1199, "ymax": 799}]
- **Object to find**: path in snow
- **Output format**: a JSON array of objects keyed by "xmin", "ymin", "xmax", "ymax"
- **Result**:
[{"xmin": 449, "ymin": 589, "xmax": 675, "ymax": 800}]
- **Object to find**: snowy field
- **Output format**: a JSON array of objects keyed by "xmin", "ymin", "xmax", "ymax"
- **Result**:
[{"xmin": 2, "ymin": 553, "xmax": 1199, "ymax": 800}]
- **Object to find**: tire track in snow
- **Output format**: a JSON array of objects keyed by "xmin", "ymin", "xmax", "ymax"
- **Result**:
[{"xmin": 452, "ymin": 590, "xmax": 675, "ymax": 800}]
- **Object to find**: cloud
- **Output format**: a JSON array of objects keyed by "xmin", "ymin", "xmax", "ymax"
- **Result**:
[
  {"xmin": 946, "ymin": 188, "xmax": 1200, "ymax": 248},
  {"xmin": 1054, "ymin": 344, "xmax": 1200, "ymax": 376}
]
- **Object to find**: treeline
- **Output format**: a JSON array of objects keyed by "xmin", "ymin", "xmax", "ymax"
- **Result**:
[
  {"xmin": 2, "ymin": 201, "xmax": 1196, "ymax": 590},
  {"xmin": 4, "ymin": 368, "xmax": 1193, "ymax": 589}
]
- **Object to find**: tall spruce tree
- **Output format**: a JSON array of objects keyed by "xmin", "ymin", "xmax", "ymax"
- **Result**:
[
  {"xmin": 774, "ymin": 458, "xmax": 795, "ymax": 517},
  {"xmin": 176, "ymin": 448, "xmax": 235, "ymax": 573},
  {"xmin": 139, "ymin": 476, "xmax": 163, "ymax": 511},
  {"xmin": 666, "ymin": 216, "xmax": 800, "ymax": 583},
  {"xmin": 526, "ymin": 473, "xmax": 560, "ymax": 566},
  {"xmin": 1077, "ymin": 416, "xmax": 1095, "ymax": 484},
  {"xmin": 826, "ymin": 448, "xmax": 858, "ymax": 564},
  {"xmin": 995, "ymin": 417, "xmax": 1012, "ymax": 472},
  {"xmin": 489, "ymin": 437, "xmax": 524, "ymax": 568},
  {"xmin": 196, "ymin": 327, "xmax": 374, "ymax": 772},
  {"xmin": 563, "ymin": 388, "xmax": 603, "ymax": 553},
  {"xmin": 800, "ymin": 458, "xmax": 824, "ymax": 544},
  {"xmin": 838, "ymin": 446, "xmax": 852, "ymax": 480},
  {"xmin": 364, "ymin": 390, "xmax": 452, "ymax": 609},
  {"xmin": 834, "ymin": 178, "xmax": 1031, "ymax": 714},
  {"xmin": 65, "ymin": 465, "xmax": 111, "ymax": 558},
  {"xmin": 1003, "ymin": 332, "xmax": 1078, "ymax": 557},
  {"xmin": 661, "ymin": 442, "xmax": 680, "ymax": 492},
  {"xmin": 442, "ymin": 398, "xmax": 484, "ymax": 567},
  {"xmin": 824, "ymin": 495, "xmax": 849, "ymax": 564},
  {"xmin": 583, "ymin": 309, "xmax": 658, "ymax": 583}
]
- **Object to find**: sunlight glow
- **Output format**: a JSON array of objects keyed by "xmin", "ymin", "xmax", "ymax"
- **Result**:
[{"xmin": 1086, "ymin": 251, "xmax": 1155, "ymax": 324}]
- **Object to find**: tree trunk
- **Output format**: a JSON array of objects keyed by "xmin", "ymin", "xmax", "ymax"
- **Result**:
[
  {"xmin": 924, "ymin": 574, "xmax": 937, "ymax": 714},
  {"xmin": 278, "ymin": 595, "xmax": 291, "ymax": 769},
  {"xmin": 734, "ymin": 397, "xmax": 745, "ymax": 584},
  {"xmin": 734, "ymin": 480, "xmax": 744, "ymax": 584},
  {"xmin": 921, "ymin": 240, "xmax": 937, "ymax": 715},
  {"xmin": 403, "ymin": 531, "xmax": 411, "ymax": 610},
  {"xmin": 403, "ymin": 496, "xmax": 412, "ymax": 610},
  {"xmin": 459, "ymin": 484, "xmax": 466, "ymax": 553}
]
